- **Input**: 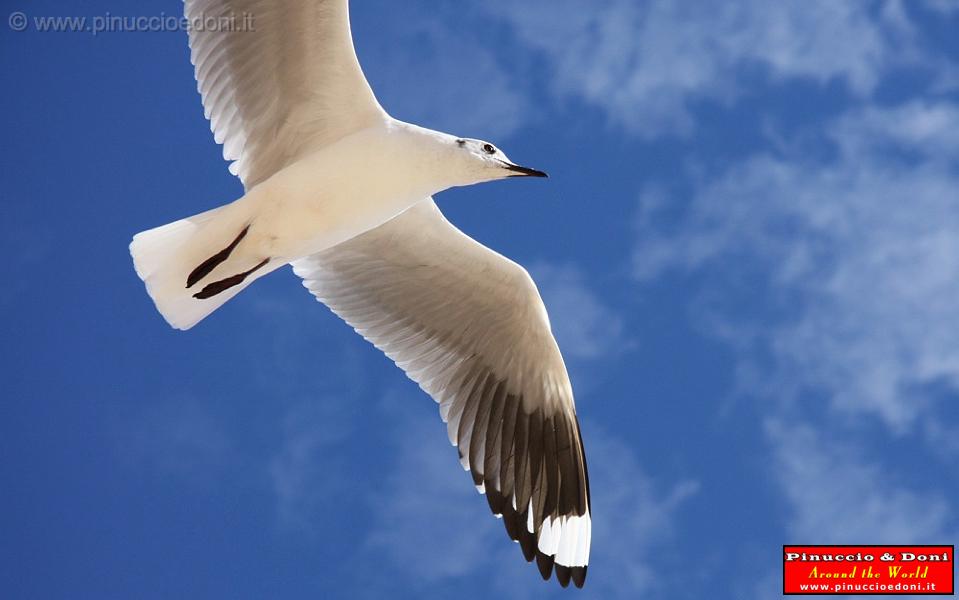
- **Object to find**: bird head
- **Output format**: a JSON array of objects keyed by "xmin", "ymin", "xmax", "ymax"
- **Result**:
[{"xmin": 448, "ymin": 137, "xmax": 548, "ymax": 185}]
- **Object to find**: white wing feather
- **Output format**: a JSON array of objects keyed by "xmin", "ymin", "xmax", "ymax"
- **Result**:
[{"xmin": 186, "ymin": 0, "xmax": 385, "ymax": 188}]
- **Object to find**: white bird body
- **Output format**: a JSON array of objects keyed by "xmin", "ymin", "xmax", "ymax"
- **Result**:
[
  {"xmin": 130, "ymin": 0, "xmax": 591, "ymax": 588},
  {"xmin": 133, "ymin": 120, "xmax": 486, "ymax": 329},
  {"xmin": 220, "ymin": 122, "xmax": 460, "ymax": 259}
]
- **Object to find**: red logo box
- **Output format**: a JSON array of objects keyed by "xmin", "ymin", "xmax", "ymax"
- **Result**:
[{"xmin": 783, "ymin": 545, "xmax": 954, "ymax": 595}]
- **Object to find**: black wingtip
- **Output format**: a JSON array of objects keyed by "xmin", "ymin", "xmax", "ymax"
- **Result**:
[
  {"xmin": 535, "ymin": 551, "xmax": 554, "ymax": 580},
  {"xmin": 555, "ymin": 564, "xmax": 572, "ymax": 588},
  {"xmin": 518, "ymin": 528, "xmax": 537, "ymax": 562},
  {"xmin": 571, "ymin": 565, "xmax": 587, "ymax": 588},
  {"xmin": 486, "ymin": 490, "xmax": 505, "ymax": 516},
  {"xmin": 503, "ymin": 503, "xmax": 523, "ymax": 536},
  {"xmin": 503, "ymin": 509, "xmax": 522, "ymax": 542}
]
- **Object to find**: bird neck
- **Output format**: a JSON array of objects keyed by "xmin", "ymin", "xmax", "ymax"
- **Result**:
[{"xmin": 387, "ymin": 120, "xmax": 466, "ymax": 191}]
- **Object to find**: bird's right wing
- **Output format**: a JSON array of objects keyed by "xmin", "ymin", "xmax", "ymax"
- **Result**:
[
  {"xmin": 186, "ymin": 0, "xmax": 386, "ymax": 189},
  {"xmin": 292, "ymin": 200, "xmax": 591, "ymax": 588}
]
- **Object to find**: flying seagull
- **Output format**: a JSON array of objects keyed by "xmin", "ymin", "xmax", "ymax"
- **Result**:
[{"xmin": 130, "ymin": 0, "xmax": 590, "ymax": 588}]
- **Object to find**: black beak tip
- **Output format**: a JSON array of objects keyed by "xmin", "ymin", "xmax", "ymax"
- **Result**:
[{"xmin": 507, "ymin": 164, "xmax": 549, "ymax": 178}]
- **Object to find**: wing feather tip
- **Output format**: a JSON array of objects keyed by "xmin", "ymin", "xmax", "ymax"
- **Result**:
[
  {"xmin": 535, "ymin": 551, "xmax": 555, "ymax": 581},
  {"xmin": 555, "ymin": 564, "xmax": 572, "ymax": 588},
  {"xmin": 571, "ymin": 565, "xmax": 587, "ymax": 588}
]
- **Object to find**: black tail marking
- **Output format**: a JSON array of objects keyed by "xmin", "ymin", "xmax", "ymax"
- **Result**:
[
  {"xmin": 192, "ymin": 258, "xmax": 269, "ymax": 300},
  {"xmin": 186, "ymin": 225, "xmax": 250, "ymax": 289}
]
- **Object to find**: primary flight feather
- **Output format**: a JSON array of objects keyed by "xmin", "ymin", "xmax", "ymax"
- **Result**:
[{"xmin": 130, "ymin": 0, "xmax": 591, "ymax": 588}]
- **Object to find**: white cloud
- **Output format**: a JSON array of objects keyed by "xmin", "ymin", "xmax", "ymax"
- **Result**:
[
  {"xmin": 363, "ymin": 411, "xmax": 501, "ymax": 583},
  {"xmin": 634, "ymin": 101, "xmax": 959, "ymax": 433},
  {"xmin": 923, "ymin": 0, "xmax": 959, "ymax": 15},
  {"xmin": 832, "ymin": 101, "xmax": 959, "ymax": 158},
  {"xmin": 630, "ymin": 94, "xmax": 959, "ymax": 591},
  {"xmin": 360, "ymin": 5, "xmax": 529, "ymax": 141},
  {"xmin": 530, "ymin": 262, "xmax": 629, "ymax": 361},
  {"xmin": 766, "ymin": 420, "xmax": 951, "ymax": 543},
  {"xmin": 269, "ymin": 399, "xmax": 355, "ymax": 531},
  {"xmin": 481, "ymin": 0, "xmax": 913, "ymax": 137}
]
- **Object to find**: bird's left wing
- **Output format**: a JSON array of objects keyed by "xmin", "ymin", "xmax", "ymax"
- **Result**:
[
  {"xmin": 291, "ymin": 199, "xmax": 591, "ymax": 588},
  {"xmin": 186, "ymin": 0, "xmax": 385, "ymax": 189}
]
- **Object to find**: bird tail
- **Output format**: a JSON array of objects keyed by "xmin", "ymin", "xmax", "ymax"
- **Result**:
[{"xmin": 130, "ymin": 203, "xmax": 273, "ymax": 330}]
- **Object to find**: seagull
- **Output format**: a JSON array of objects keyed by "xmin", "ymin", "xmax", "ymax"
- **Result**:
[{"xmin": 130, "ymin": 0, "xmax": 590, "ymax": 588}]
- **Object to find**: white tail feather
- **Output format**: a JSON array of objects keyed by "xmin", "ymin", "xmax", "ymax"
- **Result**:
[{"xmin": 130, "ymin": 204, "xmax": 268, "ymax": 330}]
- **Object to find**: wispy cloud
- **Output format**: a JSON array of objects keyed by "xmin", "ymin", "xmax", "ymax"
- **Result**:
[
  {"xmin": 634, "ymin": 100, "xmax": 959, "ymax": 434},
  {"xmin": 242, "ymin": 286, "xmax": 373, "ymax": 532},
  {"xmin": 630, "ymin": 95, "xmax": 959, "ymax": 599},
  {"xmin": 480, "ymin": 0, "xmax": 915, "ymax": 137},
  {"xmin": 923, "ymin": 0, "xmax": 959, "ymax": 15},
  {"xmin": 363, "ymin": 410, "xmax": 501, "ymax": 584},
  {"xmin": 269, "ymin": 399, "xmax": 356, "ymax": 531},
  {"xmin": 531, "ymin": 262, "xmax": 629, "ymax": 362},
  {"xmin": 766, "ymin": 420, "xmax": 952, "ymax": 543},
  {"xmin": 361, "ymin": 4, "xmax": 529, "ymax": 140}
]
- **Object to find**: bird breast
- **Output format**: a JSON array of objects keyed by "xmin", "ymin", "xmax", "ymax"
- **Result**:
[{"xmin": 240, "ymin": 125, "xmax": 442, "ymax": 262}]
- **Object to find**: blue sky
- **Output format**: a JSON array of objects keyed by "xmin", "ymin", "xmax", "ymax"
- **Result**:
[{"xmin": 2, "ymin": 1, "xmax": 958, "ymax": 598}]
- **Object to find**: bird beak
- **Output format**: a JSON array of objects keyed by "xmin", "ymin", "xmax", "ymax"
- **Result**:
[{"xmin": 503, "ymin": 162, "xmax": 548, "ymax": 178}]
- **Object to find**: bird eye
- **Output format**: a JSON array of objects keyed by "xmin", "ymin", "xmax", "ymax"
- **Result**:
[{"xmin": 482, "ymin": 143, "xmax": 496, "ymax": 154}]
